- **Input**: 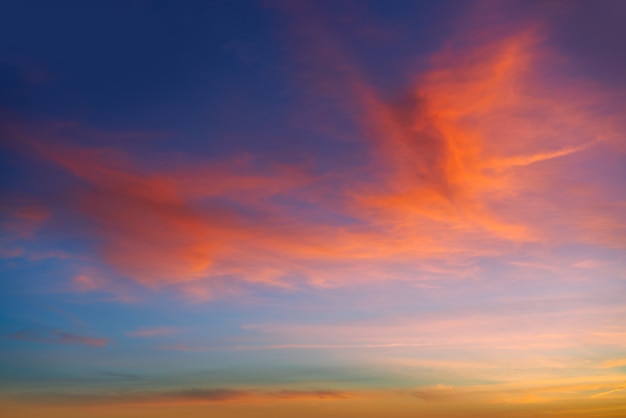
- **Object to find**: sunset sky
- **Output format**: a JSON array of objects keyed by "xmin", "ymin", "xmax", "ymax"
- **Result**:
[{"xmin": 1, "ymin": 1, "xmax": 625, "ymax": 417}]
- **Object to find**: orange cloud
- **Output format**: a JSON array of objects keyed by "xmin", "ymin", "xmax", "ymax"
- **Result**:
[
  {"xmin": 599, "ymin": 358, "xmax": 626, "ymax": 369},
  {"xmin": 351, "ymin": 29, "xmax": 622, "ymax": 249},
  {"xmin": 4, "ymin": 1, "xmax": 625, "ymax": 296},
  {"xmin": 275, "ymin": 1, "xmax": 625, "ymax": 273},
  {"xmin": 26, "ymin": 139, "xmax": 327, "ymax": 290},
  {"xmin": 6, "ymin": 378, "xmax": 626, "ymax": 412}
]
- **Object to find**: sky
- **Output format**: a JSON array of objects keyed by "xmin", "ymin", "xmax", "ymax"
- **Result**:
[{"xmin": 0, "ymin": 0, "xmax": 625, "ymax": 417}]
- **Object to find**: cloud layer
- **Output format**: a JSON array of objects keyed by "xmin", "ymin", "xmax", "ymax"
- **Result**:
[{"xmin": 4, "ymin": 5, "xmax": 623, "ymax": 298}]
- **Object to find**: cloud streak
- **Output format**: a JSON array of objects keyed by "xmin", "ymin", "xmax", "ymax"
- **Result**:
[
  {"xmin": 14, "ymin": 387, "xmax": 351, "ymax": 406},
  {"xmin": 127, "ymin": 327, "xmax": 179, "ymax": 338},
  {"xmin": 5, "ymin": 328, "xmax": 108, "ymax": 347}
]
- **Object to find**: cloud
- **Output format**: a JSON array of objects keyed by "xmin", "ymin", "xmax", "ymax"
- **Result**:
[
  {"xmin": 237, "ymin": 300, "xmax": 626, "ymax": 352},
  {"xmin": 598, "ymin": 358, "xmax": 626, "ymax": 369},
  {"xmin": 0, "ymin": 199, "xmax": 51, "ymax": 240},
  {"xmin": 279, "ymin": 0, "xmax": 625, "ymax": 275},
  {"xmin": 270, "ymin": 389, "xmax": 348, "ymax": 400},
  {"xmin": 158, "ymin": 342, "xmax": 202, "ymax": 352},
  {"xmin": 23, "ymin": 138, "xmax": 320, "ymax": 289},
  {"xmin": 17, "ymin": 387, "xmax": 351, "ymax": 406},
  {"xmin": 3, "ymin": 0, "xmax": 624, "ymax": 297},
  {"xmin": 161, "ymin": 388, "xmax": 250, "ymax": 402},
  {"xmin": 71, "ymin": 275, "xmax": 101, "ymax": 292},
  {"xmin": 7, "ymin": 377, "xmax": 626, "ymax": 409},
  {"xmin": 126, "ymin": 327, "xmax": 179, "ymax": 338},
  {"xmin": 411, "ymin": 384, "xmax": 456, "ymax": 402},
  {"xmin": 352, "ymin": 29, "xmax": 620, "ymax": 245},
  {"xmin": 590, "ymin": 386, "xmax": 626, "ymax": 398},
  {"xmin": 5, "ymin": 328, "xmax": 108, "ymax": 347}
]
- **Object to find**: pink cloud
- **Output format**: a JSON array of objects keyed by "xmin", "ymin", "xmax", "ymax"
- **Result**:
[
  {"xmin": 71, "ymin": 275, "xmax": 101, "ymax": 292},
  {"xmin": 127, "ymin": 327, "xmax": 179, "ymax": 338},
  {"xmin": 0, "ymin": 201, "xmax": 51, "ymax": 238}
]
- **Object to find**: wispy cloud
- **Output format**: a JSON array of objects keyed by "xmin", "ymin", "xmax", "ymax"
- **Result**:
[
  {"xmin": 0, "ymin": 201, "xmax": 51, "ymax": 239},
  {"xmin": 411, "ymin": 384, "xmax": 456, "ymax": 402},
  {"xmin": 71, "ymin": 275, "xmax": 101, "ymax": 292},
  {"xmin": 591, "ymin": 386, "xmax": 626, "ymax": 398},
  {"xmin": 5, "ymin": 327, "xmax": 108, "ymax": 347},
  {"xmin": 158, "ymin": 342, "xmax": 203, "ymax": 352},
  {"xmin": 599, "ymin": 358, "xmax": 626, "ymax": 369},
  {"xmin": 126, "ymin": 327, "xmax": 179, "ymax": 338},
  {"xmin": 2, "ymin": 0, "xmax": 624, "ymax": 299},
  {"xmin": 8, "ymin": 377, "xmax": 626, "ymax": 408},
  {"xmin": 16, "ymin": 387, "xmax": 351, "ymax": 406}
]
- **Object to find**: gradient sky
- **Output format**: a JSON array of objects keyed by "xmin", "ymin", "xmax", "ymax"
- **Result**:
[{"xmin": 1, "ymin": 1, "xmax": 625, "ymax": 417}]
